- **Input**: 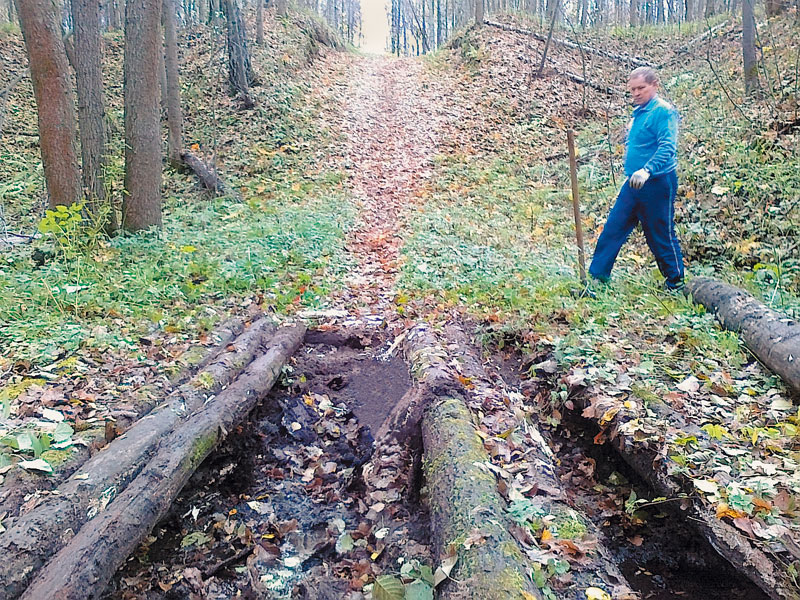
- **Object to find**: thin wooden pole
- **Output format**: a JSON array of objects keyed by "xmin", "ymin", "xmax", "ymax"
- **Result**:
[{"xmin": 567, "ymin": 129, "xmax": 587, "ymax": 284}]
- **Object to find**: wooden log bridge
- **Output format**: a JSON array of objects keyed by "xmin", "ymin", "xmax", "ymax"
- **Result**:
[{"xmin": 1, "ymin": 322, "xmax": 305, "ymax": 600}]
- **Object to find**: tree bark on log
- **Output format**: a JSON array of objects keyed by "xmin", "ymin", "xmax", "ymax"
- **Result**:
[
  {"xmin": 0, "ymin": 318, "xmax": 283, "ymax": 600},
  {"xmin": 19, "ymin": 324, "xmax": 305, "ymax": 600},
  {"xmin": 180, "ymin": 149, "xmax": 241, "ymax": 199},
  {"xmin": 390, "ymin": 325, "xmax": 540, "ymax": 599},
  {"xmin": 688, "ymin": 276, "xmax": 800, "ymax": 394},
  {"xmin": 422, "ymin": 395, "xmax": 541, "ymax": 599}
]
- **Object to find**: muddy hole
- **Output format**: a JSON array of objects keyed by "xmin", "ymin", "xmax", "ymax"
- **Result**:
[
  {"xmin": 554, "ymin": 410, "xmax": 769, "ymax": 600},
  {"xmin": 105, "ymin": 327, "xmax": 428, "ymax": 600}
]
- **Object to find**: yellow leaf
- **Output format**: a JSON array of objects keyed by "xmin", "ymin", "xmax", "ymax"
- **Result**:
[
  {"xmin": 585, "ymin": 587, "xmax": 611, "ymax": 600},
  {"xmin": 716, "ymin": 503, "xmax": 746, "ymax": 520},
  {"xmin": 180, "ymin": 245, "xmax": 197, "ymax": 253},
  {"xmin": 291, "ymin": 183, "xmax": 302, "ymax": 192},
  {"xmin": 540, "ymin": 528, "xmax": 553, "ymax": 542}
]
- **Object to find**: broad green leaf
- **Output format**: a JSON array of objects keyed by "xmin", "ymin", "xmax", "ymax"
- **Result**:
[
  {"xmin": 53, "ymin": 422, "xmax": 74, "ymax": 443},
  {"xmin": 180, "ymin": 531, "xmax": 211, "ymax": 548},
  {"xmin": 404, "ymin": 580, "xmax": 434, "ymax": 600},
  {"xmin": 335, "ymin": 532, "xmax": 354, "ymax": 553},
  {"xmin": 372, "ymin": 575, "xmax": 404, "ymax": 600}
]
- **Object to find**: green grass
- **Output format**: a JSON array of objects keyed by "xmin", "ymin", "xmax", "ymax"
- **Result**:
[{"xmin": 0, "ymin": 19, "xmax": 354, "ymax": 368}]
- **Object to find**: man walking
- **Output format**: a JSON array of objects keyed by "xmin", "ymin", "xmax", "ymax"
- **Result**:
[{"xmin": 589, "ymin": 66, "xmax": 685, "ymax": 292}]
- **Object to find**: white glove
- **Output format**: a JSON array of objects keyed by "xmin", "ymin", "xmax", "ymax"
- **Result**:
[{"xmin": 629, "ymin": 168, "xmax": 650, "ymax": 189}]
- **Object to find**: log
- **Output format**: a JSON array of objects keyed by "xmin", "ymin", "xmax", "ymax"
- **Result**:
[
  {"xmin": 180, "ymin": 149, "xmax": 241, "ymax": 200},
  {"xmin": 421, "ymin": 394, "xmax": 542, "ymax": 600},
  {"xmin": 573, "ymin": 390, "xmax": 798, "ymax": 600},
  {"xmin": 688, "ymin": 276, "xmax": 800, "ymax": 394},
  {"xmin": 611, "ymin": 415, "xmax": 799, "ymax": 600},
  {"xmin": 0, "ymin": 318, "xmax": 279, "ymax": 600},
  {"xmin": 486, "ymin": 20, "xmax": 654, "ymax": 68},
  {"xmin": 19, "ymin": 324, "xmax": 305, "ymax": 600}
]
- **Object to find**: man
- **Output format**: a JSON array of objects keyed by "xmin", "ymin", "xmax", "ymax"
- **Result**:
[{"xmin": 588, "ymin": 66, "xmax": 685, "ymax": 293}]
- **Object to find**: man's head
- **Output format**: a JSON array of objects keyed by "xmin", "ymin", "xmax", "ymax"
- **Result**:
[{"xmin": 628, "ymin": 67, "xmax": 659, "ymax": 106}]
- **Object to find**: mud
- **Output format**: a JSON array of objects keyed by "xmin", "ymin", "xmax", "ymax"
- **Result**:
[
  {"xmin": 104, "ymin": 327, "xmax": 425, "ymax": 600},
  {"xmin": 488, "ymin": 343, "xmax": 769, "ymax": 600}
]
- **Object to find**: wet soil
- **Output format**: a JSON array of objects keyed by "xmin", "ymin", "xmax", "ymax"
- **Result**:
[
  {"xmin": 488, "ymin": 344, "xmax": 769, "ymax": 600},
  {"xmin": 104, "ymin": 327, "xmax": 427, "ymax": 600},
  {"xmin": 554, "ymin": 411, "xmax": 769, "ymax": 600}
]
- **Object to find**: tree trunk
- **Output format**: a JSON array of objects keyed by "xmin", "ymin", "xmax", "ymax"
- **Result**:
[
  {"xmin": 71, "ymin": 0, "xmax": 115, "ymax": 230},
  {"xmin": 0, "ymin": 319, "xmax": 284, "ymax": 600},
  {"xmin": 162, "ymin": 0, "xmax": 183, "ymax": 166},
  {"xmin": 122, "ymin": 0, "xmax": 163, "ymax": 231},
  {"xmin": 18, "ymin": 325, "xmax": 305, "ymax": 600},
  {"xmin": 742, "ymin": 0, "xmax": 757, "ymax": 94},
  {"xmin": 113, "ymin": 0, "xmax": 124, "ymax": 29},
  {"xmin": 157, "ymin": 30, "xmax": 168, "ymax": 111},
  {"xmin": 475, "ymin": 0, "xmax": 484, "ymax": 25},
  {"xmin": 14, "ymin": 0, "xmax": 81, "ymax": 208},
  {"xmin": 198, "ymin": 0, "xmax": 207, "ymax": 22},
  {"xmin": 255, "ymin": 0, "xmax": 263, "ymax": 43},
  {"xmin": 630, "ymin": 0, "xmax": 638, "ymax": 25},
  {"xmin": 225, "ymin": 0, "xmax": 254, "ymax": 104}
]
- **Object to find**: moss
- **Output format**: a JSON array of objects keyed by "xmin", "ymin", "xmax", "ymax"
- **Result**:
[
  {"xmin": 40, "ymin": 447, "xmax": 77, "ymax": 467},
  {"xmin": 56, "ymin": 356, "xmax": 81, "ymax": 372},
  {"xmin": 190, "ymin": 429, "xmax": 219, "ymax": 466},
  {"xmin": 1, "ymin": 378, "xmax": 46, "ymax": 400}
]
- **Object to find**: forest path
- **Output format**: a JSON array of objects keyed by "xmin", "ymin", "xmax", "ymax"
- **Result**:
[{"xmin": 320, "ymin": 54, "xmax": 446, "ymax": 320}]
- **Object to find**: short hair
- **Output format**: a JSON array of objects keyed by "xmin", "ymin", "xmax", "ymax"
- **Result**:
[{"xmin": 629, "ymin": 66, "xmax": 659, "ymax": 85}]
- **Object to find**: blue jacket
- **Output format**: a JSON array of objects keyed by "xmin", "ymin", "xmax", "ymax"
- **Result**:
[{"xmin": 624, "ymin": 95, "xmax": 679, "ymax": 177}]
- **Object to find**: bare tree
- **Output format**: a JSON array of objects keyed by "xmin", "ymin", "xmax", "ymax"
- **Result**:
[
  {"xmin": 742, "ymin": 0, "xmax": 757, "ymax": 94},
  {"xmin": 123, "ymin": 0, "xmax": 163, "ymax": 231},
  {"xmin": 14, "ymin": 0, "xmax": 82, "ymax": 208},
  {"xmin": 72, "ymin": 0, "xmax": 116, "ymax": 229},
  {"xmin": 225, "ymin": 0, "xmax": 254, "ymax": 105},
  {"xmin": 476, "ymin": 0, "xmax": 484, "ymax": 24},
  {"xmin": 256, "ymin": 0, "xmax": 264, "ymax": 43},
  {"xmin": 163, "ymin": 0, "xmax": 183, "ymax": 166}
]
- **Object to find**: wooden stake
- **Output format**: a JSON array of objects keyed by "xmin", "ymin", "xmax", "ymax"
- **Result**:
[{"xmin": 567, "ymin": 129, "xmax": 587, "ymax": 284}]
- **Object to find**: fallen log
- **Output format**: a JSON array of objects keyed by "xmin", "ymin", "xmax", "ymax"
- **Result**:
[
  {"xmin": 551, "ymin": 64, "xmax": 620, "ymax": 96},
  {"xmin": 688, "ymin": 276, "xmax": 800, "ymax": 394},
  {"xmin": 422, "ymin": 394, "xmax": 542, "ymax": 599},
  {"xmin": 516, "ymin": 51, "xmax": 621, "ymax": 96},
  {"xmin": 440, "ymin": 324, "xmax": 637, "ymax": 599},
  {"xmin": 19, "ymin": 323, "xmax": 305, "ymax": 600},
  {"xmin": 611, "ymin": 407, "xmax": 798, "ymax": 600},
  {"xmin": 180, "ymin": 149, "xmax": 241, "ymax": 200},
  {"xmin": 486, "ymin": 20, "xmax": 653, "ymax": 68},
  {"xmin": 571, "ymin": 384, "xmax": 799, "ymax": 600},
  {"xmin": 0, "ymin": 317, "xmax": 279, "ymax": 600}
]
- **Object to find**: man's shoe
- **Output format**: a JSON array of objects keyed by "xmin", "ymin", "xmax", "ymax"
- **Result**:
[{"xmin": 664, "ymin": 280, "xmax": 687, "ymax": 295}]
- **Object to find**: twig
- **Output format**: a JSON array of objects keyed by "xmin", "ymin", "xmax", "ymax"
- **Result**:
[
  {"xmin": 703, "ymin": 21, "xmax": 754, "ymax": 125},
  {"xmin": 201, "ymin": 544, "xmax": 255, "ymax": 578}
]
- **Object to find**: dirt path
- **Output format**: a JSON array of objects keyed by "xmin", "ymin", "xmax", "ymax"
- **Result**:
[{"xmin": 322, "ymin": 55, "xmax": 441, "ymax": 319}]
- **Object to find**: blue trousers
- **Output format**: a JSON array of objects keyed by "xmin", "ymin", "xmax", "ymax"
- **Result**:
[{"xmin": 589, "ymin": 170, "xmax": 684, "ymax": 288}]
